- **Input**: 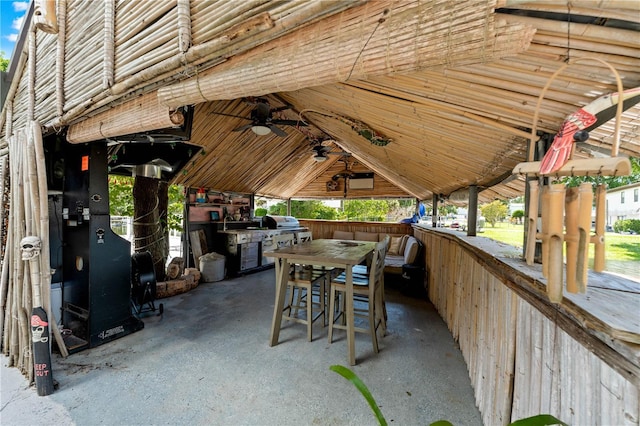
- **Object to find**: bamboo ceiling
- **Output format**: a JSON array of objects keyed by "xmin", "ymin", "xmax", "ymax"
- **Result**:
[
  {"xmin": 2, "ymin": 0, "xmax": 639, "ymax": 205},
  {"xmin": 168, "ymin": 1, "xmax": 640, "ymax": 203}
]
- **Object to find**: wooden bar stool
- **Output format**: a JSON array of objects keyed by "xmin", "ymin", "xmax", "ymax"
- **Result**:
[
  {"xmin": 273, "ymin": 233, "xmax": 327, "ymax": 341},
  {"xmin": 328, "ymin": 236, "xmax": 389, "ymax": 353}
]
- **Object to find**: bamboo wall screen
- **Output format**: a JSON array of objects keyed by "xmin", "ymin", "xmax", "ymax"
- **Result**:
[{"xmin": 414, "ymin": 228, "xmax": 639, "ymax": 425}]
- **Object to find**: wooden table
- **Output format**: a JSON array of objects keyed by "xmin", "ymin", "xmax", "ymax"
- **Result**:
[{"xmin": 263, "ymin": 239, "xmax": 376, "ymax": 365}]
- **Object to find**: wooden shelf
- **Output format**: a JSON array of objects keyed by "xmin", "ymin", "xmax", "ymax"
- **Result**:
[{"xmin": 189, "ymin": 202, "xmax": 249, "ymax": 207}]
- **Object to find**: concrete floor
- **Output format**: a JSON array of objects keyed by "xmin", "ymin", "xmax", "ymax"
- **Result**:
[{"xmin": 1, "ymin": 270, "xmax": 482, "ymax": 426}]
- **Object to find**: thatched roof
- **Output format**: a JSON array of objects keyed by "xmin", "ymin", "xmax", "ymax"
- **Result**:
[{"xmin": 1, "ymin": 0, "xmax": 639, "ymax": 204}]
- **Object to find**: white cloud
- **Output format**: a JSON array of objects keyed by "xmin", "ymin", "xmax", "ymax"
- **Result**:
[
  {"xmin": 12, "ymin": 16, "xmax": 24, "ymax": 31},
  {"xmin": 7, "ymin": 34, "xmax": 18, "ymax": 43},
  {"xmin": 13, "ymin": 1, "xmax": 30, "ymax": 12}
]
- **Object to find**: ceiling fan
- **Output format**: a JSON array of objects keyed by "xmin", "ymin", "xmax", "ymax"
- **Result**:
[{"xmin": 212, "ymin": 99, "xmax": 307, "ymax": 137}]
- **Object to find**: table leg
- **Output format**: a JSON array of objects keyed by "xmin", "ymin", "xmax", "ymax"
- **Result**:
[
  {"xmin": 269, "ymin": 258, "xmax": 289, "ymax": 346},
  {"xmin": 346, "ymin": 265, "xmax": 356, "ymax": 366}
]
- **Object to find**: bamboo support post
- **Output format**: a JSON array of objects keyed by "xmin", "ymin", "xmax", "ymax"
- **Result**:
[
  {"xmin": 34, "ymin": 0, "xmax": 58, "ymax": 34},
  {"xmin": 576, "ymin": 182, "xmax": 593, "ymax": 292},
  {"xmin": 592, "ymin": 184, "xmax": 606, "ymax": 272},
  {"xmin": 546, "ymin": 184, "xmax": 565, "ymax": 303},
  {"xmin": 564, "ymin": 187, "xmax": 579, "ymax": 293},
  {"xmin": 525, "ymin": 180, "xmax": 539, "ymax": 265}
]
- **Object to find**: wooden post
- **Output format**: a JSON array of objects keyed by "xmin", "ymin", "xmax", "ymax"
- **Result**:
[
  {"xmin": 467, "ymin": 185, "xmax": 478, "ymax": 237},
  {"xmin": 592, "ymin": 184, "xmax": 606, "ymax": 272},
  {"xmin": 432, "ymin": 196, "xmax": 438, "ymax": 228}
]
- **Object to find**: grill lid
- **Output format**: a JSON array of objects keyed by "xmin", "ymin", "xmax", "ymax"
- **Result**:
[{"xmin": 264, "ymin": 215, "xmax": 300, "ymax": 229}]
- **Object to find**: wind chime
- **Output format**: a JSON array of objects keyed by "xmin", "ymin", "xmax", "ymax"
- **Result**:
[{"xmin": 513, "ymin": 58, "xmax": 638, "ymax": 303}]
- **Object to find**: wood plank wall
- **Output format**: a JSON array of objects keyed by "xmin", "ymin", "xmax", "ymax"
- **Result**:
[
  {"xmin": 413, "ymin": 227, "xmax": 639, "ymax": 426},
  {"xmin": 297, "ymin": 219, "xmax": 413, "ymax": 240}
]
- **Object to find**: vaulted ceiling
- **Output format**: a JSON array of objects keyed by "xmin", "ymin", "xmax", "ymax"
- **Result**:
[{"xmin": 159, "ymin": 2, "xmax": 640, "ymax": 203}]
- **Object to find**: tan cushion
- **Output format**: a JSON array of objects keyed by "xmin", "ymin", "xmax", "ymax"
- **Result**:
[
  {"xmin": 354, "ymin": 231, "xmax": 379, "ymax": 242},
  {"xmin": 403, "ymin": 237, "xmax": 419, "ymax": 264},
  {"xmin": 398, "ymin": 234, "xmax": 410, "ymax": 255},
  {"xmin": 333, "ymin": 230, "xmax": 354, "ymax": 240},
  {"xmin": 388, "ymin": 236, "xmax": 403, "ymax": 255}
]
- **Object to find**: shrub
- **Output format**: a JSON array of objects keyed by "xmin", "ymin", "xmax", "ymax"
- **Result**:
[{"xmin": 613, "ymin": 219, "xmax": 640, "ymax": 234}]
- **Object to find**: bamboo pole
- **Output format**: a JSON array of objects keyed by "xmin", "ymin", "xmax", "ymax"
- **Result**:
[
  {"xmin": 546, "ymin": 183, "xmax": 565, "ymax": 303},
  {"xmin": 177, "ymin": 0, "xmax": 191, "ymax": 52},
  {"xmin": 525, "ymin": 180, "xmax": 539, "ymax": 265},
  {"xmin": 32, "ymin": 121, "xmax": 67, "ymax": 357},
  {"xmin": 564, "ymin": 187, "xmax": 579, "ymax": 293},
  {"xmin": 28, "ymin": 30, "xmax": 36, "ymax": 121},
  {"xmin": 103, "ymin": 0, "xmax": 115, "ymax": 89},
  {"xmin": 0, "ymin": 210, "xmax": 11, "ymax": 353},
  {"xmin": 592, "ymin": 184, "xmax": 606, "ymax": 272},
  {"xmin": 576, "ymin": 182, "xmax": 593, "ymax": 292},
  {"xmin": 0, "ymin": 154, "xmax": 12, "ymax": 353},
  {"xmin": 13, "ymin": 131, "xmax": 27, "ymax": 372},
  {"xmin": 540, "ymin": 185, "xmax": 550, "ymax": 278},
  {"xmin": 34, "ymin": 0, "xmax": 58, "ymax": 34},
  {"xmin": 55, "ymin": 0, "xmax": 66, "ymax": 117}
]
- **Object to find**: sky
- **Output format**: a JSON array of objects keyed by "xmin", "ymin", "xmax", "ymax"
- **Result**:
[{"xmin": 0, "ymin": 0, "xmax": 29, "ymax": 60}]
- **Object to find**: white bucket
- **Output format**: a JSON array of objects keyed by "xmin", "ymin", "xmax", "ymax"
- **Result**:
[{"xmin": 199, "ymin": 252, "xmax": 226, "ymax": 282}]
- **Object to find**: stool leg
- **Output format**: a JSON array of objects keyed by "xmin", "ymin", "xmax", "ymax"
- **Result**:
[
  {"xmin": 328, "ymin": 284, "xmax": 336, "ymax": 343},
  {"xmin": 320, "ymin": 277, "xmax": 326, "ymax": 327},
  {"xmin": 369, "ymin": 292, "xmax": 379, "ymax": 353},
  {"xmin": 306, "ymin": 284, "xmax": 313, "ymax": 342}
]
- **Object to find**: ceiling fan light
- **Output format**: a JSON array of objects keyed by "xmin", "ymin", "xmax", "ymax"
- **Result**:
[
  {"xmin": 251, "ymin": 125, "xmax": 271, "ymax": 135},
  {"xmin": 313, "ymin": 154, "xmax": 327, "ymax": 162}
]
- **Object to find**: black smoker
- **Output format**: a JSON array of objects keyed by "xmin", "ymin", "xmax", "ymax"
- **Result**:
[{"xmin": 48, "ymin": 141, "xmax": 142, "ymax": 353}]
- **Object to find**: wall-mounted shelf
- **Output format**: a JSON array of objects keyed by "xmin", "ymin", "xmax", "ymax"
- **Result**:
[{"xmin": 189, "ymin": 202, "xmax": 249, "ymax": 207}]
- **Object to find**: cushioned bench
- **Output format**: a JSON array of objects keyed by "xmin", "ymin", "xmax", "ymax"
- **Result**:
[{"xmin": 333, "ymin": 231, "xmax": 423, "ymax": 274}]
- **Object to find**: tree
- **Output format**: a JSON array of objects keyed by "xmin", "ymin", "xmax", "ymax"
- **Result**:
[
  {"xmin": 481, "ymin": 200, "xmax": 509, "ymax": 227},
  {"xmin": 109, "ymin": 175, "xmax": 184, "ymax": 232},
  {"xmin": 512, "ymin": 209, "xmax": 525, "ymax": 224},
  {"xmin": 562, "ymin": 156, "xmax": 640, "ymax": 189},
  {"xmin": 269, "ymin": 200, "xmax": 339, "ymax": 220},
  {"xmin": 0, "ymin": 51, "xmax": 9, "ymax": 72},
  {"xmin": 109, "ymin": 175, "xmax": 184, "ymax": 279},
  {"xmin": 343, "ymin": 199, "xmax": 389, "ymax": 221}
]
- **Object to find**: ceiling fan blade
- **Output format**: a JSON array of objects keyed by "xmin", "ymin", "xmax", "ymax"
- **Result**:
[
  {"xmin": 270, "ymin": 105, "xmax": 291, "ymax": 113},
  {"xmin": 268, "ymin": 125, "xmax": 288, "ymax": 137},
  {"xmin": 233, "ymin": 124, "xmax": 254, "ymax": 132},
  {"xmin": 272, "ymin": 119, "xmax": 308, "ymax": 127},
  {"xmin": 209, "ymin": 112, "xmax": 251, "ymax": 120}
]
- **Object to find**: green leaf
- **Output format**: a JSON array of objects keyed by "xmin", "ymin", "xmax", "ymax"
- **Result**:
[
  {"xmin": 330, "ymin": 365, "xmax": 387, "ymax": 426},
  {"xmin": 430, "ymin": 421, "xmax": 454, "ymax": 426},
  {"xmin": 510, "ymin": 414, "xmax": 568, "ymax": 426}
]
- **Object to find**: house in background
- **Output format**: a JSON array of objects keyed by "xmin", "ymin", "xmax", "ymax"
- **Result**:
[{"xmin": 606, "ymin": 182, "xmax": 640, "ymax": 225}]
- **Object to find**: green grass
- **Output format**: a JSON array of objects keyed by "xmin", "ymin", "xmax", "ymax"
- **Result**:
[{"xmin": 479, "ymin": 222, "xmax": 640, "ymax": 262}]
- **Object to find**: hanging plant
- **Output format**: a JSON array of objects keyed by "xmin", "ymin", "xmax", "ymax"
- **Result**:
[{"xmin": 337, "ymin": 115, "xmax": 393, "ymax": 146}]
